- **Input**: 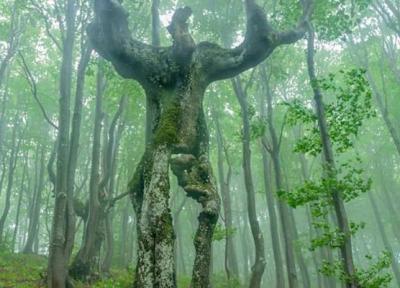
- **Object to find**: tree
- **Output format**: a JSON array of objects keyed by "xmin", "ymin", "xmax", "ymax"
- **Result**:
[{"xmin": 88, "ymin": 0, "xmax": 312, "ymax": 286}]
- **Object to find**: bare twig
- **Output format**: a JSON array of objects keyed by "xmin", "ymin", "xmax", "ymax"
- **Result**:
[{"xmin": 19, "ymin": 52, "xmax": 59, "ymax": 130}]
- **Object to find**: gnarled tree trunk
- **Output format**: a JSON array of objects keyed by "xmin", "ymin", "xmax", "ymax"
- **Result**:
[{"xmin": 89, "ymin": 0, "xmax": 311, "ymax": 286}]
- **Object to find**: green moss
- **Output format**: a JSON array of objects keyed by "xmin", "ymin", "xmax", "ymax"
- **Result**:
[{"xmin": 154, "ymin": 96, "xmax": 181, "ymax": 146}]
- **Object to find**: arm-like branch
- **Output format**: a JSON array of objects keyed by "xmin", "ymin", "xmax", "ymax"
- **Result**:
[
  {"xmin": 88, "ymin": 0, "xmax": 164, "ymax": 83},
  {"xmin": 199, "ymin": 0, "xmax": 313, "ymax": 83}
]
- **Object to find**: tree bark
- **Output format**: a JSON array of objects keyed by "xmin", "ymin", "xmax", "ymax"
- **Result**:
[{"xmin": 89, "ymin": 0, "xmax": 311, "ymax": 286}]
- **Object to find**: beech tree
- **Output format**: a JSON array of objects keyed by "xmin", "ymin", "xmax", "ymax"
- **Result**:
[{"xmin": 88, "ymin": 0, "xmax": 312, "ymax": 286}]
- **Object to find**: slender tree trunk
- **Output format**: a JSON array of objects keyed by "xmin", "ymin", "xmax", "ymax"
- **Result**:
[
  {"xmin": 24, "ymin": 146, "xmax": 45, "ymax": 253},
  {"xmin": 119, "ymin": 200, "xmax": 130, "ymax": 267},
  {"xmin": 258, "ymin": 78, "xmax": 286, "ymax": 288},
  {"xmin": 0, "ymin": 116, "xmax": 21, "ymax": 243},
  {"xmin": 232, "ymin": 77, "xmax": 265, "ymax": 288},
  {"xmin": 70, "ymin": 65, "xmax": 106, "ymax": 281},
  {"xmin": 12, "ymin": 155, "xmax": 27, "ymax": 251},
  {"xmin": 306, "ymin": 22, "xmax": 357, "ymax": 288},
  {"xmin": 368, "ymin": 192, "xmax": 400, "ymax": 285},
  {"xmin": 47, "ymin": 0, "xmax": 77, "ymax": 286},
  {"xmin": 260, "ymin": 67, "xmax": 298, "ymax": 288},
  {"xmin": 213, "ymin": 107, "xmax": 240, "ymax": 280}
]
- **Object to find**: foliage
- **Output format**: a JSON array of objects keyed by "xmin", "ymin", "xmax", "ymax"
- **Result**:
[
  {"xmin": 212, "ymin": 224, "xmax": 237, "ymax": 242},
  {"xmin": 285, "ymin": 68, "xmax": 375, "ymax": 155},
  {"xmin": 0, "ymin": 251, "xmax": 46, "ymax": 288},
  {"xmin": 320, "ymin": 252, "xmax": 392, "ymax": 288}
]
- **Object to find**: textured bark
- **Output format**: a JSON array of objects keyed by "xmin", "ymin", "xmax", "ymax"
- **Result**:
[
  {"xmin": 232, "ymin": 77, "xmax": 265, "ymax": 288},
  {"xmin": 89, "ymin": 0, "xmax": 311, "ymax": 286},
  {"xmin": 306, "ymin": 22, "xmax": 357, "ymax": 288}
]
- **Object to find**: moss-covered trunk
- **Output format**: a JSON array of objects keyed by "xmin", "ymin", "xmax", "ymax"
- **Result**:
[
  {"xmin": 89, "ymin": 1, "xmax": 311, "ymax": 286},
  {"xmin": 129, "ymin": 76, "xmax": 220, "ymax": 287}
]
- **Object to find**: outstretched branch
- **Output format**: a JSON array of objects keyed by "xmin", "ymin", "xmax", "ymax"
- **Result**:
[
  {"xmin": 88, "ymin": 0, "xmax": 164, "ymax": 83},
  {"xmin": 200, "ymin": 0, "xmax": 313, "ymax": 83}
]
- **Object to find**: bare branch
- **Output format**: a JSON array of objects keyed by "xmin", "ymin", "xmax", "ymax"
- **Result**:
[{"xmin": 19, "ymin": 52, "xmax": 59, "ymax": 130}]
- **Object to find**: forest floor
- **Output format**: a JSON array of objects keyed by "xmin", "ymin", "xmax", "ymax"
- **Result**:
[
  {"xmin": 0, "ymin": 251, "xmax": 240, "ymax": 287},
  {"xmin": 0, "ymin": 251, "xmax": 131, "ymax": 288}
]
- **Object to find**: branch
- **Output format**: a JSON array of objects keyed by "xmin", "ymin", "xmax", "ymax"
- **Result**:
[
  {"xmin": 88, "ymin": 0, "xmax": 164, "ymax": 83},
  {"xmin": 29, "ymin": 0, "xmax": 63, "ymax": 51},
  {"xmin": 151, "ymin": 0, "xmax": 161, "ymax": 46},
  {"xmin": 99, "ymin": 95, "xmax": 126, "ymax": 193},
  {"xmin": 167, "ymin": 7, "xmax": 195, "ymax": 64},
  {"xmin": 19, "ymin": 52, "xmax": 59, "ymax": 130},
  {"xmin": 108, "ymin": 191, "xmax": 130, "ymax": 210},
  {"xmin": 199, "ymin": 0, "xmax": 313, "ymax": 83}
]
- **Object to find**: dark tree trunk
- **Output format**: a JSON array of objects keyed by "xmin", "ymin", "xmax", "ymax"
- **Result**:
[
  {"xmin": 306, "ymin": 22, "xmax": 357, "ymax": 288},
  {"xmin": 89, "ymin": 0, "xmax": 310, "ymax": 286}
]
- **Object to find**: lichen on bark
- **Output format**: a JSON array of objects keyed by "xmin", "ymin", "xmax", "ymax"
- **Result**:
[{"xmin": 88, "ymin": 0, "xmax": 312, "ymax": 286}]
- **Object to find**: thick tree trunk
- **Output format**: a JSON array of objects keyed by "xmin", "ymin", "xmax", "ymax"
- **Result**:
[
  {"xmin": 232, "ymin": 78, "xmax": 266, "ymax": 288},
  {"xmin": 89, "ymin": 1, "xmax": 310, "ymax": 286}
]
